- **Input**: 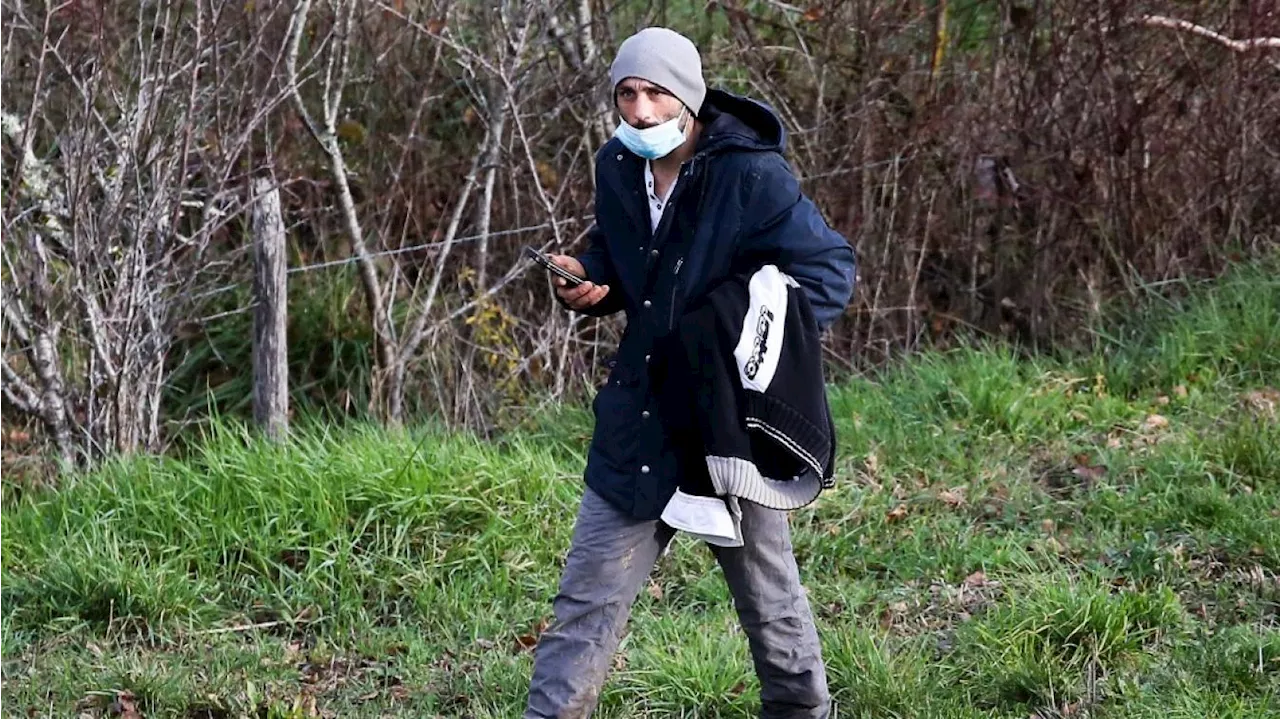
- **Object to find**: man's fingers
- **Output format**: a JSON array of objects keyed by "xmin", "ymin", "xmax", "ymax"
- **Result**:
[
  {"xmin": 549, "ymin": 254, "xmax": 587, "ymax": 283},
  {"xmin": 561, "ymin": 282, "xmax": 608, "ymax": 310},
  {"xmin": 578, "ymin": 284, "xmax": 609, "ymax": 308},
  {"xmin": 558, "ymin": 283, "xmax": 592, "ymax": 308},
  {"xmin": 558, "ymin": 281, "xmax": 594, "ymax": 303}
]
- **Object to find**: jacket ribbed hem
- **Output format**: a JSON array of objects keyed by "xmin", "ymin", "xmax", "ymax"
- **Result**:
[{"xmin": 705, "ymin": 456, "xmax": 822, "ymax": 510}]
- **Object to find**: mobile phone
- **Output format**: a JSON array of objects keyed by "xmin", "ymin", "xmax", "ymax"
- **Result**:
[{"xmin": 524, "ymin": 246, "xmax": 586, "ymax": 287}]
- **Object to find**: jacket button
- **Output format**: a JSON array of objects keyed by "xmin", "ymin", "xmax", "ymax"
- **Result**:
[
  {"xmin": 644, "ymin": 354, "xmax": 651, "ymax": 363},
  {"xmin": 616, "ymin": 154, "xmax": 624, "ymax": 161},
  {"xmin": 650, "ymin": 249, "xmax": 659, "ymax": 258},
  {"xmin": 642, "ymin": 410, "xmax": 650, "ymax": 419},
  {"xmin": 640, "ymin": 465, "xmax": 650, "ymax": 474},
  {"xmin": 643, "ymin": 300, "xmax": 652, "ymax": 308}
]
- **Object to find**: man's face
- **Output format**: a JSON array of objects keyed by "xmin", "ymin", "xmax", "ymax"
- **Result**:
[{"xmin": 615, "ymin": 78, "xmax": 686, "ymax": 129}]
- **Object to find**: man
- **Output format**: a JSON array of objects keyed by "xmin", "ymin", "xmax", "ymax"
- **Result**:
[{"xmin": 525, "ymin": 27, "xmax": 855, "ymax": 719}]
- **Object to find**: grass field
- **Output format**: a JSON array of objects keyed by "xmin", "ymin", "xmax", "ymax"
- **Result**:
[{"xmin": 2, "ymin": 261, "xmax": 1278, "ymax": 718}]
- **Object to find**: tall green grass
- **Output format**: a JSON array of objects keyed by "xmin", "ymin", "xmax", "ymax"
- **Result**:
[
  {"xmin": 3, "ymin": 261, "xmax": 1277, "ymax": 717},
  {"xmin": 165, "ymin": 271, "xmax": 378, "ymax": 425}
]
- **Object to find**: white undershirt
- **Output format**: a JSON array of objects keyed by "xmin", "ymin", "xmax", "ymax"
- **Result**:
[{"xmin": 644, "ymin": 161, "xmax": 678, "ymax": 235}]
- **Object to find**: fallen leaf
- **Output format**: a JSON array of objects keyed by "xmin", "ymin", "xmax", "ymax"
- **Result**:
[
  {"xmin": 1041, "ymin": 518, "xmax": 1056, "ymax": 533},
  {"xmin": 513, "ymin": 617, "xmax": 551, "ymax": 653},
  {"xmin": 1155, "ymin": 395, "xmax": 1170, "ymax": 406},
  {"xmin": 289, "ymin": 693, "xmax": 318, "ymax": 717},
  {"xmin": 1243, "ymin": 389, "xmax": 1279, "ymax": 418},
  {"xmin": 1072, "ymin": 463, "xmax": 1106, "ymax": 482},
  {"xmin": 864, "ymin": 451, "xmax": 880, "ymax": 476},
  {"xmin": 1142, "ymin": 413, "xmax": 1169, "ymax": 431},
  {"xmin": 646, "ymin": 582, "xmax": 664, "ymax": 601},
  {"xmin": 963, "ymin": 570, "xmax": 988, "ymax": 588},
  {"xmin": 886, "ymin": 504, "xmax": 908, "ymax": 522},
  {"xmin": 802, "ymin": 7, "xmax": 824, "ymax": 22},
  {"xmin": 939, "ymin": 486, "xmax": 967, "ymax": 507},
  {"xmin": 878, "ymin": 608, "xmax": 894, "ymax": 629},
  {"xmin": 1173, "ymin": 384, "xmax": 1188, "ymax": 398},
  {"xmin": 108, "ymin": 690, "xmax": 142, "ymax": 719},
  {"xmin": 730, "ymin": 681, "xmax": 747, "ymax": 696}
]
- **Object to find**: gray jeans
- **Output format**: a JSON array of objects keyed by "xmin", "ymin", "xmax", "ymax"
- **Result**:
[{"xmin": 524, "ymin": 487, "xmax": 830, "ymax": 718}]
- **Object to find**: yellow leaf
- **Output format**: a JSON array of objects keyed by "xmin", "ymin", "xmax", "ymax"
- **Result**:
[{"xmin": 336, "ymin": 119, "xmax": 366, "ymax": 144}]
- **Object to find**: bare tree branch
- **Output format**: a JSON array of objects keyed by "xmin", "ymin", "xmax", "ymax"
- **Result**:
[
  {"xmin": 1137, "ymin": 15, "xmax": 1280, "ymax": 53},
  {"xmin": 286, "ymin": 0, "xmax": 396, "ymax": 413}
]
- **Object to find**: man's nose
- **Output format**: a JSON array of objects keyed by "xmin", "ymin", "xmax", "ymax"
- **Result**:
[{"xmin": 633, "ymin": 97, "xmax": 659, "ymax": 125}]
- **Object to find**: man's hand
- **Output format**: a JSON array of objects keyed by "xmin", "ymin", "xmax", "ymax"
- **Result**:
[{"xmin": 550, "ymin": 254, "xmax": 611, "ymax": 310}]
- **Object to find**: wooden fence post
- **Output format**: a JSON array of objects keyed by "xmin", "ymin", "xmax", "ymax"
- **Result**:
[{"xmin": 251, "ymin": 175, "xmax": 288, "ymax": 439}]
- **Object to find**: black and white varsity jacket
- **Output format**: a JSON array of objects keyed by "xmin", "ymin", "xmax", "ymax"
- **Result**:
[{"xmin": 653, "ymin": 264, "xmax": 836, "ymax": 546}]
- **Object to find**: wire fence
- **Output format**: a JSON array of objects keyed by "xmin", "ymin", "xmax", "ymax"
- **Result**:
[
  {"xmin": 191, "ymin": 216, "xmax": 593, "ymax": 322},
  {"xmin": 188, "ymin": 156, "xmax": 915, "ymax": 324}
]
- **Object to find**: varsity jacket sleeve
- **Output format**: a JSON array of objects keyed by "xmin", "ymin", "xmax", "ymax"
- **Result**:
[
  {"xmin": 669, "ymin": 265, "xmax": 836, "ymax": 509},
  {"xmin": 736, "ymin": 154, "xmax": 856, "ymax": 332}
]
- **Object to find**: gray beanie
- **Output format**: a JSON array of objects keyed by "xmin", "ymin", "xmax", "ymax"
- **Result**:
[{"xmin": 609, "ymin": 27, "xmax": 706, "ymax": 115}]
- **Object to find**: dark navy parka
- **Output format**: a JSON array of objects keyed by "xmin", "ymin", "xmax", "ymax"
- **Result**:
[{"xmin": 572, "ymin": 89, "xmax": 856, "ymax": 519}]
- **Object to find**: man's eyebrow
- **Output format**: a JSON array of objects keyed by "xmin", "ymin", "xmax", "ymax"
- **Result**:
[{"xmin": 617, "ymin": 81, "xmax": 669, "ymax": 94}]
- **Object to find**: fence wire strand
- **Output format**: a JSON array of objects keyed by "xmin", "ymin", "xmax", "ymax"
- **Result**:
[
  {"xmin": 190, "ymin": 216, "xmax": 593, "ymax": 318},
  {"xmin": 189, "ymin": 157, "xmax": 911, "ymax": 324}
]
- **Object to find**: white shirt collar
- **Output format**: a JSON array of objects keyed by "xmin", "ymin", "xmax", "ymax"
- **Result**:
[{"xmin": 643, "ymin": 161, "xmax": 678, "ymax": 235}]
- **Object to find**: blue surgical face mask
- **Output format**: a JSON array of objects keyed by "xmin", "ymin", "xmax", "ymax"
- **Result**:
[{"xmin": 613, "ymin": 108, "xmax": 688, "ymax": 160}]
